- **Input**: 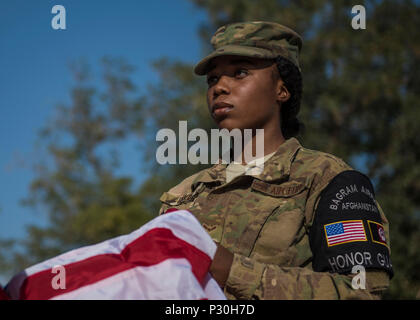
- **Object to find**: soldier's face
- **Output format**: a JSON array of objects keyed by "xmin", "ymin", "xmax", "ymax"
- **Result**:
[{"xmin": 206, "ymin": 55, "xmax": 287, "ymax": 132}]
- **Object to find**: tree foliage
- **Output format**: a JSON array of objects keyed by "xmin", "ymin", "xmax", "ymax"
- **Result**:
[{"xmin": 1, "ymin": 0, "xmax": 419, "ymax": 299}]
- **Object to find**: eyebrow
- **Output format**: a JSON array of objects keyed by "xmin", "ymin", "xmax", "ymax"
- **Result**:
[{"xmin": 206, "ymin": 58, "xmax": 255, "ymax": 74}]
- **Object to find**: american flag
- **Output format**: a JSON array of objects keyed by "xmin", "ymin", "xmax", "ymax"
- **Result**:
[
  {"xmin": 5, "ymin": 210, "xmax": 226, "ymax": 300},
  {"xmin": 0, "ymin": 286, "xmax": 9, "ymax": 300},
  {"xmin": 324, "ymin": 220, "xmax": 367, "ymax": 246}
]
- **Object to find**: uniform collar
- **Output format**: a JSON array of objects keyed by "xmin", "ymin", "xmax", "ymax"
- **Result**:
[{"xmin": 191, "ymin": 137, "xmax": 302, "ymax": 188}]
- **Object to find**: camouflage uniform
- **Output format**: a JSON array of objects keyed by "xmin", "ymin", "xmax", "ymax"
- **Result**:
[
  {"xmin": 159, "ymin": 138, "xmax": 392, "ymax": 299},
  {"xmin": 159, "ymin": 22, "xmax": 393, "ymax": 299}
]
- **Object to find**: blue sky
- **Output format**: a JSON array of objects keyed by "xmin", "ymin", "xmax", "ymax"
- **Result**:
[{"xmin": 0, "ymin": 0, "xmax": 208, "ymax": 247}]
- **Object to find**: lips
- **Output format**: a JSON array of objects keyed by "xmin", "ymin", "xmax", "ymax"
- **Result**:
[{"xmin": 212, "ymin": 102, "xmax": 234, "ymax": 117}]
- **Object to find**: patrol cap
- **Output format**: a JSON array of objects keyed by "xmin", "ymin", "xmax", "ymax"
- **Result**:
[{"xmin": 194, "ymin": 21, "xmax": 303, "ymax": 76}]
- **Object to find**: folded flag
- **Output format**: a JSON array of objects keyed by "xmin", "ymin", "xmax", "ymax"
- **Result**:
[
  {"xmin": 0, "ymin": 285, "xmax": 10, "ymax": 300},
  {"xmin": 6, "ymin": 209, "xmax": 226, "ymax": 300}
]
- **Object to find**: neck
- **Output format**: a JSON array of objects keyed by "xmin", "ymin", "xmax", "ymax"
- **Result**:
[{"xmin": 233, "ymin": 126, "xmax": 285, "ymax": 164}]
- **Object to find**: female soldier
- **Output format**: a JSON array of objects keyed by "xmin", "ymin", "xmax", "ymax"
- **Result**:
[{"xmin": 159, "ymin": 21, "xmax": 393, "ymax": 299}]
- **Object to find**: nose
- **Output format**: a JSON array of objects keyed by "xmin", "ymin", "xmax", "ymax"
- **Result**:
[{"xmin": 212, "ymin": 75, "xmax": 231, "ymax": 98}]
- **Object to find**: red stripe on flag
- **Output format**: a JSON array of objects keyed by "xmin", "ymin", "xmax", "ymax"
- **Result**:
[
  {"xmin": 329, "ymin": 236, "xmax": 366, "ymax": 244},
  {"xmin": 0, "ymin": 286, "xmax": 10, "ymax": 300},
  {"xmin": 164, "ymin": 208, "xmax": 179, "ymax": 214},
  {"xmin": 19, "ymin": 228, "xmax": 212, "ymax": 300}
]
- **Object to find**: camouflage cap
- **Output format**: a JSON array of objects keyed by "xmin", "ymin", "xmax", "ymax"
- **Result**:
[{"xmin": 194, "ymin": 21, "xmax": 303, "ymax": 75}]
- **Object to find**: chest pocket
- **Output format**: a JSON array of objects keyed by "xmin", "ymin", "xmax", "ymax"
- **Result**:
[{"xmin": 227, "ymin": 179, "xmax": 308, "ymax": 264}]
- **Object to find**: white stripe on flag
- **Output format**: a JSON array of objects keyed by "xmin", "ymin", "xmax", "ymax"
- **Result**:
[{"xmin": 51, "ymin": 258, "xmax": 225, "ymax": 300}]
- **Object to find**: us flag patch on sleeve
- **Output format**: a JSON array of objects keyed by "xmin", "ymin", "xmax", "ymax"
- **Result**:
[{"xmin": 324, "ymin": 220, "xmax": 367, "ymax": 246}]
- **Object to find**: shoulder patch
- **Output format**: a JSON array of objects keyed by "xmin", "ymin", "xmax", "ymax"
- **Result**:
[
  {"xmin": 317, "ymin": 170, "xmax": 378, "ymax": 214},
  {"xmin": 324, "ymin": 220, "xmax": 367, "ymax": 247},
  {"xmin": 367, "ymin": 220, "xmax": 388, "ymax": 248},
  {"xmin": 310, "ymin": 170, "xmax": 393, "ymax": 277}
]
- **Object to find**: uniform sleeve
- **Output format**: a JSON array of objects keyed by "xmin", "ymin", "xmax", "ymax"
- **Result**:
[
  {"xmin": 224, "ymin": 170, "xmax": 393, "ymax": 300},
  {"xmin": 158, "ymin": 202, "xmax": 171, "ymax": 216},
  {"xmin": 225, "ymin": 255, "xmax": 389, "ymax": 299}
]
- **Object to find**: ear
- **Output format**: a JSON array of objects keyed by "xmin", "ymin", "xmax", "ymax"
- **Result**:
[{"xmin": 276, "ymin": 79, "xmax": 291, "ymax": 104}]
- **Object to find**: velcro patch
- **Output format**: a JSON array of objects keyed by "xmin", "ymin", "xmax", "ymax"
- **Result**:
[
  {"xmin": 324, "ymin": 220, "xmax": 367, "ymax": 247},
  {"xmin": 251, "ymin": 180, "xmax": 306, "ymax": 197},
  {"xmin": 367, "ymin": 220, "xmax": 388, "ymax": 248}
]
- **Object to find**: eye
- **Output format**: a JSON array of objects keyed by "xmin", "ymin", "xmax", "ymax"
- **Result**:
[
  {"xmin": 235, "ymin": 69, "xmax": 248, "ymax": 78},
  {"xmin": 207, "ymin": 75, "xmax": 218, "ymax": 86}
]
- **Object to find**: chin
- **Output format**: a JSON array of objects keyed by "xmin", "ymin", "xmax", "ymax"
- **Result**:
[
  {"xmin": 218, "ymin": 119, "xmax": 259, "ymax": 132},
  {"xmin": 216, "ymin": 119, "xmax": 240, "ymax": 131}
]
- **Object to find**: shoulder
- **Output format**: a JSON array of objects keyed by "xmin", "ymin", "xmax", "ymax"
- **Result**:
[
  {"xmin": 159, "ymin": 166, "xmax": 213, "ymax": 204},
  {"xmin": 291, "ymin": 145, "xmax": 354, "ymax": 193},
  {"xmin": 166, "ymin": 172, "xmax": 202, "ymax": 197}
]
